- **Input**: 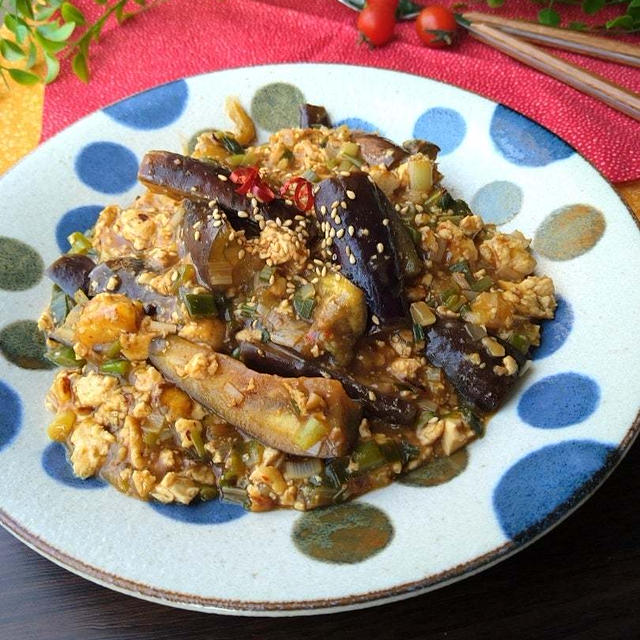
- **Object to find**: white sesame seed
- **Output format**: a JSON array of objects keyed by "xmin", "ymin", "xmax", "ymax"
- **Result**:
[
  {"xmin": 213, "ymin": 220, "xmax": 222, "ymax": 227},
  {"xmin": 237, "ymin": 211, "xmax": 249, "ymax": 219},
  {"xmin": 349, "ymin": 255, "xmax": 356, "ymax": 265},
  {"xmin": 340, "ymin": 170, "xmax": 350, "ymax": 177},
  {"xmin": 320, "ymin": 205, "xmax": 327, "ymax": 215},
  {"xmin": 194, "ymin": 230, "xmax": 201, "ymax": 241},
  {"xmin": 340, "ymin": 201, "xmax": 347, "ymax": 209},
  {"xmin": 382, "ymin": 218, "xmax": 390, "ymax": 226},
  {"xmin": 348, "ymin": 225, "xmax": 355, "ymax": 236},
  {"xmin": 346, "ymin": 190, "xmax": 356, "ymax": 200},
  {"xmin": 336, "ymin": 228, "xmax": 345, "ymax": 239},
  {"xmin": 173, "ymin": 158, "xmax": 181, "ymax": 165},
  {"xmin": 371, "ymin": 314, "xmax": 380, "ymax": 325},
  {"xmin": 217, "ymin": 174, "xmax": 228, "ymax": 181},
  {"xmin": 368, "ymin": 390, "xmax": 377, "ymax": 401},
  {"xmin": 335, "ymin": 216, "xmax": 342, "ymax": 225}
]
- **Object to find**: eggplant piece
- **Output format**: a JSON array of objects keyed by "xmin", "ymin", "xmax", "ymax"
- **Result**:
[
  {"xmin": 402, "ymin": 139, "xmax": 440, "ymax": 161},
  {"xmin": 138, "ymin": 151, "xmax": 300, "ymax": 234},
  {"xmin": 236, "ymin": 340, "xmax": 417, "ymax": 425},
  {"xmin": 149, "ymin": 336, "xmax": 361, "ymax": 457},
  {"xmin": 315, "ymin": 172, "xmax": 412, "ymax": 324},
  {"xmin": 424, "ymin": 318, "xmax": 528, "ymax": 414},
  {"xmin": 88, "ymin": 258, "xmax": 179, "ymax": 321},
  {"xmin": 46, "ymin": 255, "xmax": 95, "ymax": 297},
  {"xmin": 351, "ymin": 132, "xmax": 408, "ymax": 169},
  {"xmin": 299, "ymin": 104, "xmax": 331, "ymax": 128}
]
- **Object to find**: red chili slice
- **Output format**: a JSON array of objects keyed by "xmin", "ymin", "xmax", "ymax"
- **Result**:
[
  {"xmin": 230, "ymin": 166, "xmax": 259, "ymax": 196},
  {"xmin": 251, "ymin": 181, "xmax": 275, "ymax": 203},
  {"xmin": 280, "ymin": 177, "xmax": 315, "ymax": 212}
]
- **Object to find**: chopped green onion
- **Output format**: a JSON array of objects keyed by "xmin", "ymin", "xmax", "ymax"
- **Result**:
[
  {"xmin": 191, "ymin": 428, "xmax": 207, "ymax": 459},
  {"xmin": 453, "ymin": 199, "xmax": 472, "ymax": 216},
  {"xmin": 445, "ymin": 294, "xmax": 466, "ymax": 312},
  {"xmin": 449, "ymin": 260, "xmax": 473, "ymax": 278},
  {"xmin": 183, "ymin": 293, "xmax": 218, "ymax": 317},
  {"xmin": 293, "ymin": 283, "xmax": 316, "ymax": 320},
  {"xmin": 407, "ymin": 157, "xmax": 433, "ymax": 192},
  {"xmin": 261, "ymin": 328, "xmax": 270, "ymax": 342},
  {"xmin": 340, "ymin": 141, "xmax": 360, "ymax": 157},
  {"xmin": 324, "ymin": 457, "xmax": 349, "ymax": 488},
  {"xmin": 45, "ymin": 345, "xmax": 85, "ymax": 368},
  {"xmin": 199, "ymin": 485, "xmax": 218, "ymax": 501},
  {"xmin": 470, "ymin": 276, "xmax": 494, "ymax": 292},
  {"xmin": 424, "ymin": 188, "xmax": 445, "ymax": 208},
  {"xmin": 241, "ymin": 439, "xmax": 264, "ymax": 467},
  {"xmin": 102, "ymin": 340, "xmax": 122, "ymax": 359},
  {"xmin": 73, "ymin": 289, "xmax": 89, "ymax": 305},
  {"xmin": 461, "ymin": 405, "xmax": 484, "ymax": 437},
  {"xmin": 508, "ymin": 333, "xmax": 530, "ymax": 354},
  {"xmin": 438, "ymin": 215, "xmax": 464, "ymax": 224},
  {"xmin": 415, "ymin": 410, "xmax": 436, "ymax": 430},
  {"xmin": 238, "ymin": 303, "xmax": 257, "ymax": 318},
  {"xmin": 227, "ymin": 151, "xmax": 257, "ymax": 167},
  {"xmin": 438, "ymin": 192, "xmax": 456, "ymax": 211},
  {"xmin": 214, "ymin": 131, "xmax": 244, "ymax": 154},
  {"xmin": 220, "ymin": 485, "xmax": 248, "ymax": 506},
  {"xmin": 440, "ymin": 286, "xmax": 459, "ymax": 303},
  {"xmin": 100, "ymin": 359, "xmax": 131, "ymax": 376},
  {"xmin": 222, "ymin": 450, "xmax": 245, "ymax": 484},
  {"xmin": 410, "ymin": 301, "xmax": 436, "ymax": 326},
  {"xmin": 352, "ymin": 440, "xmax": 385, "ymax": 472},
  {"xmin": 50, "ymin": 285, "xmax": 73, "ymax": 326},
  {"xmin": 404, "ymin": 224, "xmax": 421, "ymax": 246},
  {"xmin": 67, "ymin": 231, "xmax": 92, "ymax": 255},
  {"xmin": 294, "ymin": 416, "xmax": 329, "ymax": 451},
  {"xmin": 412, "ymin": 322, "xmax": 424, "ymax": 344},
  {"xmin": 341, "ymin": 153, "xmax": 364, "ymax": 168},
  {"xmin": 172, "ymin": 264, "xmax": 195, "ymax": 293},
  {"xmin": 283, "ymin": 458, "xmax": 323, "ymax": 480},
  {"xmin": 258, "ymin": 265, "xmax": 275, "ymax": 282},
  {"xmin": 302, "ymin": 169, "xmax": 319, "ymax": 183}
]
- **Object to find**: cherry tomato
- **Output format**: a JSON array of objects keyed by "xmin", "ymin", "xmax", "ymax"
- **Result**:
[
  {"xmin": 415, "ymin": 5, "xmax": 458, "ymax": 48},
  {"xmin": 357, "ymin": 4, "xmax": 396, "ymax": 47}
]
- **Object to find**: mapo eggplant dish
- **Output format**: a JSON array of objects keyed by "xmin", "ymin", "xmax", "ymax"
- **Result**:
[{"xmin": 40, "ymin": 100, "xmax": 556, "ymax": 511}]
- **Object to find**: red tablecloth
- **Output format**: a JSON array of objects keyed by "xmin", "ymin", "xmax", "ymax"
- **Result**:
[{"xmin": 43, "ymin": 0, "xmax": 640, "ymax": 182}]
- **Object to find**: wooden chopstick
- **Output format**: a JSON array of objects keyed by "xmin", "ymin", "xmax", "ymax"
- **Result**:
[
  {"xmin": 463, "ymin": 12, "xmax": 640, "ymax": 68},
  {"xmin": 462, "ymin": 22, "xmax": 640, "ymax": 121}
]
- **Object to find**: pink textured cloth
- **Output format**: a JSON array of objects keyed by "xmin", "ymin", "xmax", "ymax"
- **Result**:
[{"xmin": 43, "ymin": 0, "xmax": 640, "ymax": 181}]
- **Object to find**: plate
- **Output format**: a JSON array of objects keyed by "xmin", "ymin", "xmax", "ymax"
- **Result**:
[{"xmin": 0, "ymin": 64, "xmax": 638, "ymax": 615}]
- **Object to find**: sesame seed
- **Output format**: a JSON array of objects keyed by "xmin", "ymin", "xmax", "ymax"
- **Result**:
[
  {"xmin": 255, "ymin": 213, "xmax": 264, "ymax": 221},
  {"xmin": 326, "ymin": 237, "xmax": 333, "ymax": 247},
  {"xmin": 194, "ymin": 230, "xmax": 201, "ymax": 241},
  {"xmin": 229, "ymin": 231, "xmax": 236, "ymax": 241},
  {"xmin": 340, "ymin": 170, "xmax": 350, "ymax": 177},
  {"xmin": 284, "ymin": 219, "xmax": 293, "ymax": 227},
  {"xmin": 213, "ymin": 220, "xmax": 222, "ymax": 227},
  {"xmin": 238, "ymin": 249, "xmax": 246, "ymax": 260},
  {"xmin": 173, "ymin": 158, "xmax": 181, "ymax": 165},
  {"xmin": 237, "ymin": 211, "xmax": 249, "ymax": 219},
  {"xmin": 336, "ymin": 229, "xmax": 345, "ymax": 238},
  {"xmin": 311, "ymin": 277, "xmax": 319, "ymax": 284},
  {"xmin": 349, "ymin": 255, "xmax": 356, "ymax": 265},
  {"xmin": 376, "ymin": 243, "xmax": 384, "ymax": 253},
  {"xmin": 368, "ymin": 390, "xmax": 377, "ymax": 401},
  {"xmin": 371, "ymin": 314, "xmax": 380, "ymax": 325},
  {"xmin": 346, "ymin": 190, "xmax": 356, "ymax": 200},
  {"xmin": 320, "ymin": 205, "xmax": 327, "ymax": 215},
  {"xmin": 321, "ymin": 266, "xmax": 327, "ymax": 276},
  {"xmin": 268, "ymin": 275, "xmax": 275, "ymax": 285},
  {"xmin": 335, "ymin": 216, "xmax": 342, "ymax": 225},
  {"xmin": 362, "ymin": 228, "xmax": 370, "ymax": 236},
  {"xmin": 348, "ymin": 225, "xmax": 355, "ymax": 236},
  {"xmin": 331, "ymin": 200, "xmax": 339, "ymax": 210},
  {"xmin": 190, "ymin": 186, "xmax": 198, "ymax": 192},
  {"xmin": 259, "ymin": 220, "xmax": 266, "ymax": 230},
  {"xmin": 170, "ymin": 271, "xmax": 179, "ymax": 282},
  {"xmin": 340, "ymin": 201, "xmax": 347, "ymax": 209},
  {"xmin": 217, "ymin": 174, "xmax": 228, "ymax": 181},
  {"xmin": 251, "ymin": 198, "xmax": 258, "ymax": 208},
  {"xmin": 208, "ymin": 200, "xmax": 217, "ymax": 208},
  {"xmin": 382, "ymin": 218, "xmax": 389, "ymax": 226},
  {"xmin": 329, "ymin": 227, "xmax": 336, "ymax": 238}
]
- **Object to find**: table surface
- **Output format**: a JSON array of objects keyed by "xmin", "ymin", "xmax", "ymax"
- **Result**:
[{"xmin": 1, "ymin": 186, "xmax": 638, "ymax": 640}]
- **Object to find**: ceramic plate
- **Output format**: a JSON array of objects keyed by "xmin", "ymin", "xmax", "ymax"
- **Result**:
[{"xmin": 0, "ymin": 64, "xmax": 638, "ymax": 615}]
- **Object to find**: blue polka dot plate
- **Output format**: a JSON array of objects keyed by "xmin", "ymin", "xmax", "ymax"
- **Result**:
[{"xmin": 0, "ymin": 64, "xmax": 638, "ymax": 615}]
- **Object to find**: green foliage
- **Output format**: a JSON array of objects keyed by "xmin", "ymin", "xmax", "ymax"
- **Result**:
[{"xmin": 0, "ymin": 0, "xmax": 160, "ymax": 87}]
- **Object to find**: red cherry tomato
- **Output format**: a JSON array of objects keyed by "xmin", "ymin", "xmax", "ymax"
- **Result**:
[
  {"xmin": 415, "ymin": 5, "xmax": 458, "ymax": 48},
  {"xmin": 357, "ymin": 5, "xmax": 396, "ymax": 47}
]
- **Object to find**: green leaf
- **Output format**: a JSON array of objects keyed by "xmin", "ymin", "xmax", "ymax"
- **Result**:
[
  {"xmin": 0, "ymin": 38, "xmax": 26, "ymax": 62},
  {"xmin": 630, "ymin": 0, "xmax": 640, "ymax": 6},
  {"xmin": 568, "ymin": 21, "xmax": 588, "ymax": 30},
  {"xmin": 606, "ymin": 14, "xmax": 634, "ymax": 29},
  {"xmin": 26, "ymin": 39, "xmax": 37, "ymax": 68},
  {"xmin": 4, "ymin": 14, "xmax": 29, "ymax": 44},
  {"xmin": 72, "ymin": 51, "xmax": 89, "ymax": 83},
  {"xmin": 44, "ymin": 52, "xmax": 60, "ymax": 84},
  {"xmin": 16, "ymin": 0, "xmax": 35, "ymax": 20},
  {"xmin": 582, "ymin": 0, "xmax": 605, "ymax": 15},
  {"xmin": 487, "ymin": 0, "xmax": 505, "ymax": 7},
  {"xmin": 37, "ymin": 21, "xmax": 76, "ymax": 42},
  {"xmin": 35, "ymin": 6, "xmax": 59, "ymax": 21},
  {"xmin": 8, "ymin": 68, "xmax": 40, "ymax": 85},
  {"xmin": 396, "ymin": 0, "xmax": 421, "ymax": 18},
  {"xmin": 61, "ymin": 2, "xmax": 86, "ymax": 26},
  {"xmin": 538, "ymin": 7, "xmax": 561, "ymax": 26},
  {"xmin": 34, "ymin": 31, "xmax": 67, "ymax": 54}
]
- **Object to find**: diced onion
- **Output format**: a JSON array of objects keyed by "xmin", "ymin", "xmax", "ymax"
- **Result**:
[{"xmin": 283, "ymin": 458, "xmax": 323, "ymax": 480}]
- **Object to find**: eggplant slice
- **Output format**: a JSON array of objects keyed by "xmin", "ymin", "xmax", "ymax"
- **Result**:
[
  {"xmin": 299, "ymin": 104, "xmax": 331, "ymax": 128},
  {"xmin": 314, "ymin": 171, "xmax": 413, "ymax": 324},
  {"xmin": 88, "ymin": 258, "xmax": 179, "ymax": 321},
  {"xmin": 424, "ymin": 318, "xmax": 529, "ymax": 414},
  {"xmin": 149, "ymin": 336, "xmax": 361, "ymax": 457},
  {"xmin": 237, "ymin": 340, "xmax": 417, "ymax": 425},
  {"xmin": 46, "ymin": 255, "xmax": 95, "ymax": 297},
  {"xmin": 138, "ymin": 151, "xmax": 301, "ymax": 234},
  {"xmin": 352, "ymin": 132, "xmax": 408, "ymax": 169}
]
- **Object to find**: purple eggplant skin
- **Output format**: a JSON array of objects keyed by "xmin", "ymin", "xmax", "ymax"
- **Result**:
[
  {"xmin": 424, "ymin": 318, "xmax": 528, "ymax": 414},
  {"xmin": 138, "ymin": 151, "xmax": 300, "ymax": 234},
  {"xmin": 299, "ymin": 104, "xmax": 331, "ymax": 128},
  {"xmin": 87, "ymin": 258, "xmax": 179, "ymax": 321},
  {"xmin": 402, "ymin": 139, "xmax": 440, "ymax": 161},
  {"xmin": 182, "ymin": 199, "xmax": 224, "ymax": 288},
  {"xmin": 46, "ymin": 255, "xmax": 95, "ymax": 297},
  {"xmin": 315, "ymin": 172, "xmax": 410, "ymax": 324},
  {"xmin": 237, "ymin": 340, "xmax": 417, "ymax": 425},
  {"xmin": 352, "ymin": 132, "xmax": 408, "ymax": 169}
]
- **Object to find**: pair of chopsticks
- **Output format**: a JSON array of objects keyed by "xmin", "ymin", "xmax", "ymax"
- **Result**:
[{"xmin": 458, "ymin": 12, "xmax": 640, "ymax": 121}]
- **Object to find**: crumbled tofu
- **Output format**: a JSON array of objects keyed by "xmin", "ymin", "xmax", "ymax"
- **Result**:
[
  {"xmin": 436, "ymin": 220, "xmax": 479, "ymax": 263},
  {"xmin": 150, "ymin": 472, "xmax": 199, "ymax": 504},
  {"xmin": 132, "ymin": 469, "xmax": 157, "ymax": 499},
  {"xmin": 70, "ymin": 419, "xmax": 115, "ymax": 478},
  {"xmin": 73, "ymin": 373, "xmax": 118, "ymax": 408},
  {"xmin": 499, "ymin": 276, "xmax": 556, "ymax": 319},
  {"xmin": 250, "ymin": 465, "xmax": 287, "ymax": 494},
  {"xmin": 441, "ymin": 418, "xmax": 473, "ymax": 456},
  {"xmin": 132, "ymin": 365, "xmax": 165, "ymax": 394},
  {"xmin": 389, "ymin": 357, "xmax": 422, "ymax": 383},
  {"xmin": 177, "ymin": 352, "xmax": 218, "ymax": 379},
  {"xmin": 479, "ymin": 231, "xmax": 536, "ymax": 281},
  {"xmin": 125, "ymin": 416, "xmax": 145, "ymax": 470},
  {"xmin": 174, "ymin": 418, "xmax": 203, "ymax": 449},
  {"xmin": 417, "ymin": 418, "xmax": 445, "ymax": 446},
  {"xmin": 481, "ymin": 336, "xmax": 506, "ymax": 358},
  {"xmin": 459, "ymin": 214, "xmax": 483, "ymax": 237}
]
